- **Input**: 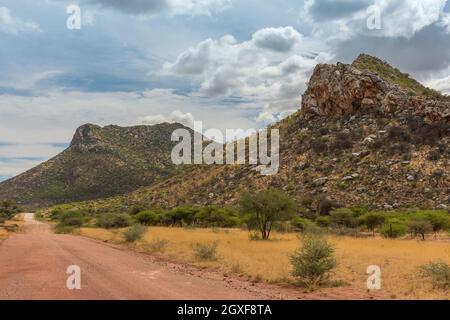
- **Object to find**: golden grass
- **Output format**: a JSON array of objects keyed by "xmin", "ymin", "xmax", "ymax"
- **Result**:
[
  {"xmin": 0, "ymin": 228, "xmax": 7, "ymax": 240},
  {"xmin": 0, "ymin": 214, "xmax": 24, "ymax": 240},
  {"xmin": 78, "ymin": 227, "xmax": 450, "ymax": 299}
]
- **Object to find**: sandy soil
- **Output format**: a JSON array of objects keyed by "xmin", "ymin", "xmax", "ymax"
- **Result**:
[{"xmin": 0, "ymin": 214, "xmax": 384, "ymax": 300}]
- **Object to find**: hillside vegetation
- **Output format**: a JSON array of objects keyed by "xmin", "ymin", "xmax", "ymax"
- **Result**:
[{"xmin": 0, "ymin": 123, "xmax": 192, "ymax": 208}]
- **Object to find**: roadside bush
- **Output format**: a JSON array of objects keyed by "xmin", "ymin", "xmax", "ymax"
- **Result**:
[
  {"xmin": 134, "ymin": 210, "xmax": 160, "ymax": 226},
  {"xmin": 0, "ymin": 200, "xmax": 21, "ymax": 220},
  {"xmin": 193, "ymin": 242, "xmax": 218, "ymax": 261},
  {"xmin": 124, "ymin": 224, "xmax": 147, "ymax": 242},
  {"xmin": 54, "ymin": 223, "xmax": 78, "ymax": 234},
  {"xmin": 420, "ymin": 262, "xmax": 450, "ymax": 289},
  {"xmin": 96, "ymin": 213, "xmax": 131, "ymax": 229},
  {"xmin": 290, "ymin": 235, "xmax": 337, "ymax": 290},
  {"xmin": 59, "ymin": 211, "xmax": 86, "ymax": 227}
]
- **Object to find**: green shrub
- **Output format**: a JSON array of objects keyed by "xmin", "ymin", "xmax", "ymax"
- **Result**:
[
  {"xmin": 59, "ymin": 211, "xmax": 86, "ymax": 227},
  {"xmin": 134, "ymin": 210, "xmax": 160, "ymax": 226},
  {"xmin": 124, "ymin": 224, "xmax": 147, "ymax": 242},
  {"xmin": 315, "ymin": 216, "xmax": 331, "ymax": 228},
  {"xmin": 329, "ymin": 208, "xmax": 359, "ymax": 229},
  {"xmin": 164, "ymin": 206, "xmax": 199, "ymax": 226},
  {"xmin": 96, "ymin": 213, "xmax": 131, "ymax": 229},
  {"xmin": 290, "ymin": 235, "xmax": 337, "ymax": 289},
  {"xmin": 196, "ymin": 206, "xmax": 241, "ymax": 228},
  {"xmin": 380, "ymin": 219, "xmax": 408, "ymax": 238},
  {"xmin": 54, "ymin": 223, "xmax": 77, "ymax": 234},
  {"xmin": 291, "ymin": 216, "xmax": 316, "ymax": 232},
  {"xmin": 193, "ymin": 242, "xmax": 218, "ymax": 261},
  {"xmin": 129, "ymin": 205, "xmax": 146, "ymax": 215},
  {"xmin": 420, "ymin": 262, "xmax": 450, "ymax": 289}
]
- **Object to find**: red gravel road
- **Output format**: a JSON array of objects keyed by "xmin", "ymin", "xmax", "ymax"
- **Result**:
[{"xmin": 0, "ymin": 214, "xmax": 384, "ymax": 300}]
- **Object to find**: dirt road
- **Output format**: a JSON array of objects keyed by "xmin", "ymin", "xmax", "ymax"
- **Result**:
[
  {"xmin": 0, "ymin": 214, "xmax": 384, "ymax": 300},
  {"xmin": 0, "ymin": 213, "xmax": 271, "ymax": 300}
]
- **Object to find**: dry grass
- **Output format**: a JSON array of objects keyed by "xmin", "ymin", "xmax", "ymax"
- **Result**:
[
  {"xmin": 78, "ymin": 227, "xmax": 450, "ymax": 299},
  {"xmin": 0, "ymin": 214, "xmax": 24, "ymax": 240},
  {"xmin": 0, "ymin": 228, "xmax": 7, "ymax": 240}
]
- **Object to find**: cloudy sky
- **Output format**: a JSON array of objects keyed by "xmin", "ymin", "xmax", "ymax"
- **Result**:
[{"xmin": 1, "ymin": 0, "xmax": 450, "ymax": 180}]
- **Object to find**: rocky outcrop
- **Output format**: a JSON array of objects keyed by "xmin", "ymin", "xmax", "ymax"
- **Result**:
[{"xmin": 301, "ymin": 57, "xmax": 450, "ymax": 123}]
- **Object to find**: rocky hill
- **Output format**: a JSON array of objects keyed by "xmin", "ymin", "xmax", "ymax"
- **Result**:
[
  {"xmin": 0, "ymin": 123, "xmax": 193, "ymax": 208},
  {"xmin": 74, "ymin": 54, "xmax": 449, "ymax": 212}
]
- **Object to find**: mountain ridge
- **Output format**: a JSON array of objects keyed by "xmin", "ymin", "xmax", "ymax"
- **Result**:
[
  {"xmin": 63, "ymin": 54, "xmax": 449, "ymax": 212},
  {"xmin": 1, "ymin": 54, "xmax": 449, "ymax": 211},
  {"xmin": 0, "ymin": 122, "xmax": 193, "ymax": 208}
]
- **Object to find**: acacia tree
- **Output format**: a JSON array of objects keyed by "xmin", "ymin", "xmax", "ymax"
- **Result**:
[
  {"xmin": 360, "ymin": 213, "xmax": 386, "ymax": 236},
  {"xmin": 240, "ymin": 189, "xmax": 296, "ymax": 240},
  {"xmin": 424, "ymin": 211, "xmax": 450, "ymax": 239}
]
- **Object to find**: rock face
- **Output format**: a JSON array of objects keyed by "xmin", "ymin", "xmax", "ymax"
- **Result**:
[
  {"xmin": 70, "ymin": 124, "xmax": 102, "ymax": 147},
  {"xmin": 302, "ymin": 55, "xmax": 450, "ymax": 123}
]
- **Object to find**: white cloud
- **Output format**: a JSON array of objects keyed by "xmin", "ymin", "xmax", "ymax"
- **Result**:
[
  {"xmin": 141, "ymin": 110, "xmax": 195, "ymax": 127},
  {"xmin": 0, "ymin": 7, "xmax": 41, "ymax": 34},
  {"xmin": 252, "ymin": 26, "xmax": 303, "ymax": 52},
  {"xmin": 302, "ymin": 0, "xmax": 448, "ymax": 40},
  {"xmin": 426, "ymin": 74, "xmax": 450, "ymax": 94},
  {"xmin": 164, "ymin": 27, "xmax": 332, "ymax": 123}
]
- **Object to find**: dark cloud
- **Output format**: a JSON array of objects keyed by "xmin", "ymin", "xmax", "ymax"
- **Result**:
[
  {"xmin": 86, "ymin": 0, "xmax": 168, "ymax": 14},
  {"xmin": 335, "ymin": 24, "xmax": 450, "ymax": 79},
  {"xmin": 305, "ymin": 0, "xmax": 373, "ymax": 21}
]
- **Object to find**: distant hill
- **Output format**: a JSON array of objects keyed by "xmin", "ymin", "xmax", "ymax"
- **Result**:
[
  {"xmin": 70, "ymin": 54, "xmax": 449, "ymax": 212},
  {"xmin": 0, "ymin": 122, "xmax": 193, "ymax": 208}
]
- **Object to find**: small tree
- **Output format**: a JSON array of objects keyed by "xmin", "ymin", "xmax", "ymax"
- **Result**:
[
  {"xmin": 290, "ymin": 235, "xmax": 337, "ymax": 290},
  {"xmin": 408, "ymin": 219, "xmax": 432, "ymax": 240},
  {"xmin": 423, "ymin": 211, "xmax": 450, "ymax": 239},
  {"xmin": 359, "ymin": 213, "xmax": 386, "ymax": 236},
  {"xmin": 240, "ymin": 189, "xmax": 296, "ymax": 240}
]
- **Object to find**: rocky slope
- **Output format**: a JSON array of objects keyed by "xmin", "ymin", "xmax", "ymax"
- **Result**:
[
  {"xmin": 74, "ymin": 54, "xmax": 449, "ymax": 212},
  {"xmin": 0, "ymin": 123, "xmax": 193, "ymax": 207}
]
